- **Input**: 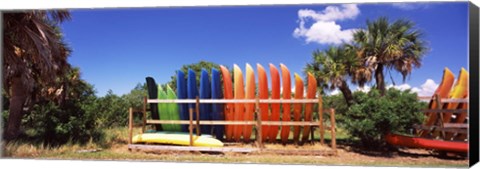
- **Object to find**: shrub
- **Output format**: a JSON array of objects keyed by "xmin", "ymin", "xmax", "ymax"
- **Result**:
[
  {"xmin": 323, "ymin": 94, "xmax": 349, "ymax": 128},
  {"xmin": 342, "ymin": 88, "xmax": 426, "ymax": 149},
  {"xmin": 20, "ymin": 81, "xmax": 104, "ymax": 146}
]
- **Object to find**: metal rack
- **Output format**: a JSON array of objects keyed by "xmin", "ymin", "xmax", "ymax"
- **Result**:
[{"xmin": 127, "ymin": 95, "xmax": 337, "ymax": 155}]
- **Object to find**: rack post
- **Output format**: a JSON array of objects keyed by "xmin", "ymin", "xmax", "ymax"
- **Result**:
[
  {"xmin": 330, "ymin": 108, "xmax": 337, "ymax": 153},
  {"xmin": 255, "ymin": 97, "xmax": 264, "ymax": 149},
  {"xmin": 142, "ymin": 97, "xmax": 147, "ymax": 133},
  {"xmin": 189, "ymin": 108, "xmax": 194, "ymax": 146},
  {"xmin": 318, "ymin": 96, "xmax": 324, "ymax": 145},
  {"xmin": 196, "ymin": 97, "xmax": 200, "ymax": 136},
  {"xmin": 435, "ymin": 94, "xmax": 446, "ymax": 139},
  {"xmin": 128, "ymin": 107, "xmax": 133, "ymax": 145}
]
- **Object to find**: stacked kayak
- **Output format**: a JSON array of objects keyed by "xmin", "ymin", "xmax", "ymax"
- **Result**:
[
  {"xmin": 132, "ymin": 132, "xmax": 223, "ymax": 147},
  {"xmin": 386, "ymin": 67, "xmax": 469, "ymax": 153},
  {"xmin": 138, "ymin": 63, "xmax": 320, "ymax": 147}
]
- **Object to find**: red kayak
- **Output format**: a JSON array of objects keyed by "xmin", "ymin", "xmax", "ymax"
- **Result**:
[{"xmin": 385, "ymin": 133, "xmax": 468, "ymax": 153}]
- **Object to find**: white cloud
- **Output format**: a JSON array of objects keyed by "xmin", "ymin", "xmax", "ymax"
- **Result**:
[
  {"xmin": 387, "ymin": 83, "xmax": 412, "ymax": 91},
  {"xmin": 354, "ymin": 86, "xmax": 371, "ymax": 93},
  {"xmin": 411, "ymin": 79, "xmax": 438, "ymax": 96},
  {"xmin": 386, "ymin": 79, "xmax": 439, "ymax": 97},
  {"xmin": 330, "ymin": 89, "xmax": 340, "ymax": 95},
  {"xmin": 391, "ymin": 3, "xmax": 428, "ymax": 10},
  {"xmin": 293, "ymin": 4, "xmax": 360, "ymax": 45}
]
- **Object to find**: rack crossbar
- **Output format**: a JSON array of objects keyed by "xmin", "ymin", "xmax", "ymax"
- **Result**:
[
  {"xmin": 147, "ymin": 99, "xmax": 319, "ymax": 104},
  {"xmin": 147, "ymin": 120, "xmax": 322, "ymax": 126},
  {"xmin": 417, "ymin": 97, "xmax": 469, "ymax": 103}
]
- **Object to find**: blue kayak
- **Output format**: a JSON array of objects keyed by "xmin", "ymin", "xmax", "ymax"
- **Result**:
[
  {"xmin": 211, "ymin": 68, "xmax": 225, "ymax": 140},
  {"xmin": 199, "ymin": 69, "xmax": 212, "ymax": 134},
  {"xmin": 187, "ymin": 69, "xmax": 199, "ymax": 133},
  {"xmin": 176, "ymin": 71, "xmax": 189, "ymax": 132}
]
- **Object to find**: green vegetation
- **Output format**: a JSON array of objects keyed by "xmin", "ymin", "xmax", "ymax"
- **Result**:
[
  {"xmin": 166, "ymin": 61, "xmax": 222, "ymax": 91},
  {"xmin": 3, "ymin": 11, "xmax": 72, "ymax": 141},
  {"xmin": 342, "ymin": 89, "xmax": 426, "ymax": 148},
  {"xmin": 304, "ymin": 17, "xmax": 429, "ymax": 150},
  {"xmin": 353, "ymin": 17, "xmax": 428, "ymax": 95},
  {"xmin": 2, "ymin": 10, "xmax": 456, "ymax": 166}
]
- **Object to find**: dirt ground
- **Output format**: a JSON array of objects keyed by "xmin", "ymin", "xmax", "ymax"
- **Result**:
[{"xmin": 35, "ymin": 142, "xmax": 468, "ymax": 168}]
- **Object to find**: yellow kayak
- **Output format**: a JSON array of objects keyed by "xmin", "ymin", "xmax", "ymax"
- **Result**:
[{"xmin": 132, "ymin": 133, "xmax": 224, "ymax": 147}]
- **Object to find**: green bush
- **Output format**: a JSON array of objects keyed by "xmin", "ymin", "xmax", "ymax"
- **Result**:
[
  {"xmin": 342, "ymin": 88, "xmax": 426, "ymax": 148},
  {"xmin": 20, "ymin": 80, "xmax": 104, "ymax": 146},
  {"xmin": 323, "ymin": 94, "xmax": 349, "ymax": 128},
  {"xmin": 93, "ymin": 90, "xmax": 129, "ymax": 128}
]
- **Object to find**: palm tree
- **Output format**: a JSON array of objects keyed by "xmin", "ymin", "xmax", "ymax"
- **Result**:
[
  {"xmin": 304, "ymin": 46, "xmax": 365, "ymax": 106},
  {"xmin": 353, "ymin": 17, "xmax": 427, "ymax": 95},
  {"xmin": 3, "ymin": 11, "xmax": 71, "ymax": 140}
]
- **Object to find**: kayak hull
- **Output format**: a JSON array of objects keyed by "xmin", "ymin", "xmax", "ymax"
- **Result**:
[
  {"xmin": 220, "ymin": 65, "xmax": 234, "ymax": 141},
  {"xmin": 132, "ymin": 133, "xmax": 224, "ymax": 147},
  {"xmin": 419, "ymin": 68, "xmax": 454, "ymax": 137},
  {"xmin": 385, "ymin": 133, "xmax": 468, "ymax": 153},
  {"xmin": 280, "ymin": 64, "xmax": 292, "ymax": 143},
  {"xmin": 176, "ymin": 71, "xmax": 189, "ymax": 132},
  {"xmin": 257, "ymin": 64, "xmax": 270, "ymax": 142},
  {"xmin": 268, "ymin": 64, "xmax": 281, "ymax": 142},
  {"xmin": 233, "ymin": 64, "xmax": 245, "ymax": 141},
  {"xmin": 200, "ymin": 69, "xmax": 212, "ymax": 134},
  {"xmin": 301, "ymin": 72, "xmax": 317, "ymax": 142},
  {"xmin": 211, "ymin": 68, "xmax": 225, "ymax": 140},
  {"xmin": 293, "ymin": 73, "xmax": 304, "ymax": 143},
  {"xmin": 244, "ymin": 64, "xmax": 255, "ymax": 142}
]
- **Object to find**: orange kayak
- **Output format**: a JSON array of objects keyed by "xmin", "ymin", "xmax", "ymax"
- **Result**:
[
  {"xmin": 257, "ymin": 64, "xmax": 270, "ymax": 142},
  {"xmin": 233, "ymin": 64, "xmax": 245, "ymax": 141},
  {"xmin": 220, "ymin": 65, "xmax": 234, "ymax": 141},
  {"xmin": 419, "ymin": 68, "xmax": 454, "ymax": 137},
  {"xmin": 280, "ymin": 64, "xmax": 292, "ymax": 143},
  {"xmin": 301, "ymin": 72, "xmax": 317, "ymax": 142},
  {"xmin": 442, "ymin": 68, "xmax": 468, "ymax": 139},
  {"xmin": 268, "ymin": 64, "xmax": 281, "ymax": 142},
  {"xmin": 386, "ymin": 133, "xmax": 468, "ymax": 153},
  {"xmin": 292, "ymin": 73, "xmax": 304, "ymax": 143},
  {"xmin": 243, "ymin": 63, "xmax": 255, "ymax": 142}
]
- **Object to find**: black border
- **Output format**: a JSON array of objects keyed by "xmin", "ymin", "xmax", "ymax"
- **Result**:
[{"xmin": 469, "ymin": 2, "xmax": 479, "ymax": 167}]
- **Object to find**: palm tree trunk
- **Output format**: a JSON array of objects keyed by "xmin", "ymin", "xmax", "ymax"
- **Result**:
[
  {"xmin": 339, "ymin": 80, "xmax": 354, "ymax": 107},
  {"xmin": 5, "ymin": 76, "xmax": 28, "ymax": 140},
  {"xmin": 375, "ymin": 64, "xmax": 386, "ymax": 95}
]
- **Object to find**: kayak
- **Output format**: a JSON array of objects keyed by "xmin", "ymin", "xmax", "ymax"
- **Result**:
[
  {"xmin": 292, "ymin": 73, "xmax": 304, "ymax": 143},
  {"xmin": 220, "ymin": 65, "xmax": 234, "ymax": 141},
  {"xmin": 280, "ymin": 63, "xmax": 292, "ymax": 143},
  {"xmin": 243, "ymin": 63, "xmax": 255, "ymax": 142},
  {"xmin": 385, "ymin": 133, "xmax": 468, "ymax": 153},
  {"xmin": 158, "ymin": 85, "xmax": 172, "ymax": 131},
  {"xmin": 187, "ymin": 69, "xmax": 199, "ymax": 133},
  {"xmin": 419, "ymin": 68, "xmax": 454, "ymax": 137},
  {"xmin": 166, "ymin": 85, "xmax": 182, "ymax": 131},
  {"xmin": 145, "ymin": 77, "xmax": 162, "ymax": 131},
  {"xmin": 442, "ymin": 68, "xmax": 468, "ymax": 139},
  {"xmin": 301, "ymin": 72, "xmax": 317, "ymax": 142},
  {"xmin": 211, "ymin": 68, "xmax": 225, "ymax": 140},
  {"xmin": 176, "ymin": 71, "xmax": 189, "ymax": 132},
  {"xmin": 257, "ymin": 63, "xmax": 270, "ymax": 142},
  {"xmin": 268, "ymin": 64, "xmax": 281, "ymax": 142},
  {"xmin": 132, "ymin": 133, "xmax": 224, "ymax": 147},
  {"xmin": 199, "ymin": 69, "xmax": 212, "ymax": 134},
  {"xmin": 233, "ymin": 64, "xmax": 245, "ymax": 141}
]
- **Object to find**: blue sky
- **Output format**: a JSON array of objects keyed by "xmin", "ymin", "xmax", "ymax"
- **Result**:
[{"xmin": 61, "ymin": 2, "xmax": 469, "ymax": 97}]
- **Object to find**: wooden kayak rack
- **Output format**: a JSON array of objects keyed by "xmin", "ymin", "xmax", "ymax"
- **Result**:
[
  {"xmin": 416, "ymin": 94, "xmax": 469, "ymax": 141},
  {"xmin": 128, "ymin": 95, "xmax": 338, "ymax": 156}
]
